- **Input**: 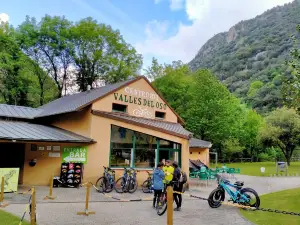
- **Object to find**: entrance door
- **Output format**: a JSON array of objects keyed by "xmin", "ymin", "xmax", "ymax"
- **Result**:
[{"xmin": 0, "ymin": 143, "xmax": 25, "ymax": 184}]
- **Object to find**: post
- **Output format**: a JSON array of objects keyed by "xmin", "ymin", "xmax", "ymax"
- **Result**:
[
  {"xmin": 44, "ymin": 174, "xmax": 56, "ymax": 200},
  {"xmin": 77, "ymin": 183, "xmax": 95, "ymax": 216},
  {"xmin": 167, "ymin": 186, "xmax": 173, "ymax": 225},
  {"xmin": 0, "ymin": 176, "xmax": 3, "ymax": 202},
  {"xmin": 31, "ymin": 187, "xmax": 36, "ymax": 225},
  {"xmin": 0, "ymin": 176, "xmax": 8, "ymax": 208}
]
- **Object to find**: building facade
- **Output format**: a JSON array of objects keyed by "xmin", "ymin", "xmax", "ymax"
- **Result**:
[{"xmin": 0, "ymin": 76, "xmax": 211, "ymax": 186}]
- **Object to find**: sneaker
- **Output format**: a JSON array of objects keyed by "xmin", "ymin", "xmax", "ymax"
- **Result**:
[{"xmin": 174, "ymin": 207, "xmax": 181, "ymax": 211}]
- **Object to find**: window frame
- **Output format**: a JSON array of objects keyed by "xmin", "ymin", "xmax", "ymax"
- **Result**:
[{"xmin": 109, "ymin": 125, "xmax": 181, "ymax": 169}]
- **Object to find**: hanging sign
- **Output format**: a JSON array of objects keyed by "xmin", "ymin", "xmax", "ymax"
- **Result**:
[{"xmin": 62, "ymin": 146, "xmax": 88, "ymax": 164}]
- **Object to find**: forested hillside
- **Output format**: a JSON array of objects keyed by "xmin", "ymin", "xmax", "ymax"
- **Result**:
[{"xmin": 189, "ymin": 1, "xmax": 300, "ymax": 114}]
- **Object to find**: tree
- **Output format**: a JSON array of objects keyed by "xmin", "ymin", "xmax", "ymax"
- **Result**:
[
  {"xmin": 282, "ymin": 25, "xmax": 300, "ymax": 111},
  {"xmin": 154, "ymin": 66, "xmax": 245, "ymax": 154},
  {"xmin": 0, "ymin": 23, "xmax": 32, "ymax": 106},
  {"xmin": 152, "ymin": 62, "xmax": 192, "ymax": 116},
  {"xmin": 18, "ymin": 15, "xmax": 74, "ymax": 97},
  {"xmin": 144, "ymin": 57, "xmax": 165, "ymax": 81},
  {"xmin": 247, "ymin": 80, "xmax": 264, "ymax": 97},
  {"xmin": 70, "ymin": 17, "xmax": 143, "ymax": 91},
  {"xmin": 222, "ymin": 138, "xmax": 244, "ymax": 162},
  {"xmin": 16, "ymin": 25, "xmax": 58, "ymax": 105},
  {"xmin": 238, "ymin": 108, "xmax": 265, "ymax": 160},
  {"xmin": 259, "ymin": 107, "xmax": 300, "ymax": 165}
]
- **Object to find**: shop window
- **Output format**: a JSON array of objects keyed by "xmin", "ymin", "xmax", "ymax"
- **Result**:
[
  {"xmin": 109, "ymin": 125, "xmax": 181, "ymax": 169},
  {"xmin": 134, "ymin": 133, "xmax": 156, "ymax": 168},
  {"xmin": 112, "ymin": 103, "xmax": 127, "ymax": 113},
  {"xmin": 110, "ymin": 125, "xmax": 134, "ymax": 167},
  {"xmin": 155, "ymin": 111, "xmax": 165, "ymax": 119}
]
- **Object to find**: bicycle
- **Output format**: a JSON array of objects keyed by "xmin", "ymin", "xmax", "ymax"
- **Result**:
[
  {"xmin": 208, "ymin": 174, "xmax": 260, "ymax": 208},
  {"xmin": 115, "ymin": 167, "xmax": 138, "ymax": 193},
  {"xmin": 95, "ymin": 166, "xmax": 116, "ymax": 193},
  {"xmin": 142, "ymin": 171, "xmax": 153, "ymax": 193},
  {"xmin": 156, "ymin": 181, "xmax": 177, "ymax": 216}
]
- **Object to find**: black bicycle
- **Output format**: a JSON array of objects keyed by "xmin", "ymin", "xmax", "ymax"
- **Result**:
[
  {"xmin": 157, "ymin": 181, "xmax": 177, "ymax": 216},
  {"xmin": 142, "ymin": 171, "xmax": 153, "ymax": 193},
  {"xmin": 115, "ymin": 167, "xmax": 138, "ymax": 193},
  {"xmin": 96, "ymin": 166, "xmax": 116, "ymax": 193}
]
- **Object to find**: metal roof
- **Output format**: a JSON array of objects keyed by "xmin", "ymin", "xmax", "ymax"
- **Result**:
[
  {"xmin": 35, "ymin": 78, "xmax": 138, "ymax": 118},
  {"xmin": 0, "ymin": 120, "xmax": 94, "ymax": 143},
  {"xmin": 0, "ymin": 104, "xmax": 42, "ymax": 119},
  {"xmin": 92, "ymin": 110, "xmax": 192, "ymax": 139},
  {"xmin": 189, "ymin": 138, "xmax": 212, "ymax": 148}
]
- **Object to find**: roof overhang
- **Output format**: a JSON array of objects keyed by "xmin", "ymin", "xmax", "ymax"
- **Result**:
[{"xmin": 92, "ymin": 110, "xmax": 191, "ymax": 139}]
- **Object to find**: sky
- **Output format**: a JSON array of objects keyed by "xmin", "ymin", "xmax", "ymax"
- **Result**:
[{"xmin": 0, "ymin": 0, "xmax": 294, "ymax": 70}]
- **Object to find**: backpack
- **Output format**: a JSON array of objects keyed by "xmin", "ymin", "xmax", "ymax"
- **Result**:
[{"xmin": 179, "ymin": 170, "xmax": 187, "ymax": 183}]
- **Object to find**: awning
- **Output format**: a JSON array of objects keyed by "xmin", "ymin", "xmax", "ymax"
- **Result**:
[
  {"xmin": 189, "ymin": 138, "xmax": 212, "ymax": 148},
  {"xmin": 0, "ymin": 120, "xmax": 94, "ymax": 143}
]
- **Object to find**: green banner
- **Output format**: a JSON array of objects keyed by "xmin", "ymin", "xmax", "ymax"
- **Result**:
[
  {"xmin": 62, "ymin": 146, "xmax": 88, "ymax": 164},
  {"xmin": 0, "ymin": 168, "xmax": 19, "ymax": 192}
]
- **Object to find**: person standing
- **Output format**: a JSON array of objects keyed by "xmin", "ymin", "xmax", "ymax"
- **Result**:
[
  {"xmin": 172, "ymin": 161, "xmax": 183, "ymax": 211},
  {"xmin": 152, "ymin": 162, "xmax": 165, "ymax": 208},
  {"xmin": 163, "ymin": 160, "xmax": 174, "ymax": 186}
]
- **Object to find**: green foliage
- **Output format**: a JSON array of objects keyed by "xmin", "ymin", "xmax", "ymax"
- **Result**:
[
  {"xmin": 189, "ymin": 2, "xmax": 300, "ymax": 113},
  {"xmin": 0, "ymin": 22, "xmax": 55, "ymax": 107},
  {"xmin": 282, "ymin": 24, "xmax": 300, "ymax": 111},
  {"xmin": 153, "ymin": 61, "xmax": 264, "ymax": 160},
  {"xmin": 222, "ymin": 138, "xmax": 244, "ymax": 162},
  {"xmin": 247, "ymin": 81, "xmax": 264, "ymax": 97},
  {"xmin": 259, "ymin": 107, "xmax": 300, "ymax": 165},
  {"xmin": 18, "ymin": 15, "xmax": 75, "ymax": 97},
  {"xmin": 17, "ymin": 15, "xmax": 143, "ymax": 94},
  {"xmin": 70, "ymin": 17, "xmax": 142, "ymax": 90},
  {"xmin": 144, "ymin": 57, "xmax": 165, "ymax": 81}
]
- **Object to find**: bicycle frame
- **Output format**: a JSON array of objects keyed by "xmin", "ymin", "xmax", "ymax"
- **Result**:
[{"xmin": 218, "ymin": 178, "xmax": 249, "ymax": 203}]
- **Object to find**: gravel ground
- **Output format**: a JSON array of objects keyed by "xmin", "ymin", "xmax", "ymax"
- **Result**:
[{"xmin": 3, "ymin": 175, "xmax": 300, "ymax": 225}]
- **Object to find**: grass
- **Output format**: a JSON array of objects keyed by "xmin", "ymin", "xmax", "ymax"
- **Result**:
[
  {"xmin": 0, "ymin": 210, "xmax": 30, "ymax": 225},
  {"xmin": 215, "ymin": 161, "xmax": 300, "ymax": 176},
  {"xmin": 240, "ymin": 188, "xmax": 300, "ymax": 225}
]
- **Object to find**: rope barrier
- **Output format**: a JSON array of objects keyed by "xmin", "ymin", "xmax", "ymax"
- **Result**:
[{"xmin": 18, "ymin": 193, "xmax": 32, "ymax": 225}]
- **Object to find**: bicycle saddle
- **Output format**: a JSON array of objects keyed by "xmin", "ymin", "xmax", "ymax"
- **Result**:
[
  {"xmin": 223, "ymin": 179, "xmax": 230, "ymax": 184},
  {"xmin": 234, "ymin": 181, "xmax": 244, "ymax": 187}
]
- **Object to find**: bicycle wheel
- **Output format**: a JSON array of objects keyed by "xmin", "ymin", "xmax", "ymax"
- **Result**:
[
  {"xmin": 115, "ymin": 177, "xmax": 125, "ymax": 193},
  {"xmin": 208, "ymin": 188, "xmax": 225, "ymax": 208},
  {"xmin": 128, "ymin": 177, "xmax": 138, "ymax": 193},
  {"xmin": 240, "ymin": 188, "xmax": 260, "ymax": 208},
  {"xmin": 105, "ymin": 179, "xmax": 114, "ymax": 193},
  {"xmin": 142, "ymin": 180, "xmax": 151, "ymax": 193},
  {"xmin": 157, "ymin": 193, "xmax": 167, "ymax": 216},
  {"xmin": 95, "ymin": 177, "xmax": 106, "ymax": 193}
]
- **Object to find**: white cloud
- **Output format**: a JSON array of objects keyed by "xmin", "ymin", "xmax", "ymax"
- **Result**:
[
  {"xmin": 138, "ymin": 0, "xmax": 293, "ymax": 66},
  {"xmin": 0, "ymin": 13, "xmax": 9, "ymax": 23}
]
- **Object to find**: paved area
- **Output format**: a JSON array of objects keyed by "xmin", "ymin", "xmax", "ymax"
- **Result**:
[{"xmin": 3, "ymin": 175, "xmax": 300, "ymax": 225}]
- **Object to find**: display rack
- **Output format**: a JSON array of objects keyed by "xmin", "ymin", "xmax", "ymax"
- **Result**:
[{"xmin": 60, "ymin": 162, "xmax": 83, "ymax": 188}]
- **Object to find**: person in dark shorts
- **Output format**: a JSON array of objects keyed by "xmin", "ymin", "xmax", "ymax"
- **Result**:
[
  {"xmin": 152, "ymin": 162, "xmax": 165, "ymax": 208},
  {"xmin": 172, "ymin": 161, "xmax": 183, "ymax": 211}
]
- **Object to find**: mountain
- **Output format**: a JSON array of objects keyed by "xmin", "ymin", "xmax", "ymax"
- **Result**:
[{"xmin": 189, "ymin": 1, "xmax": 300, "ymax": 114}]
